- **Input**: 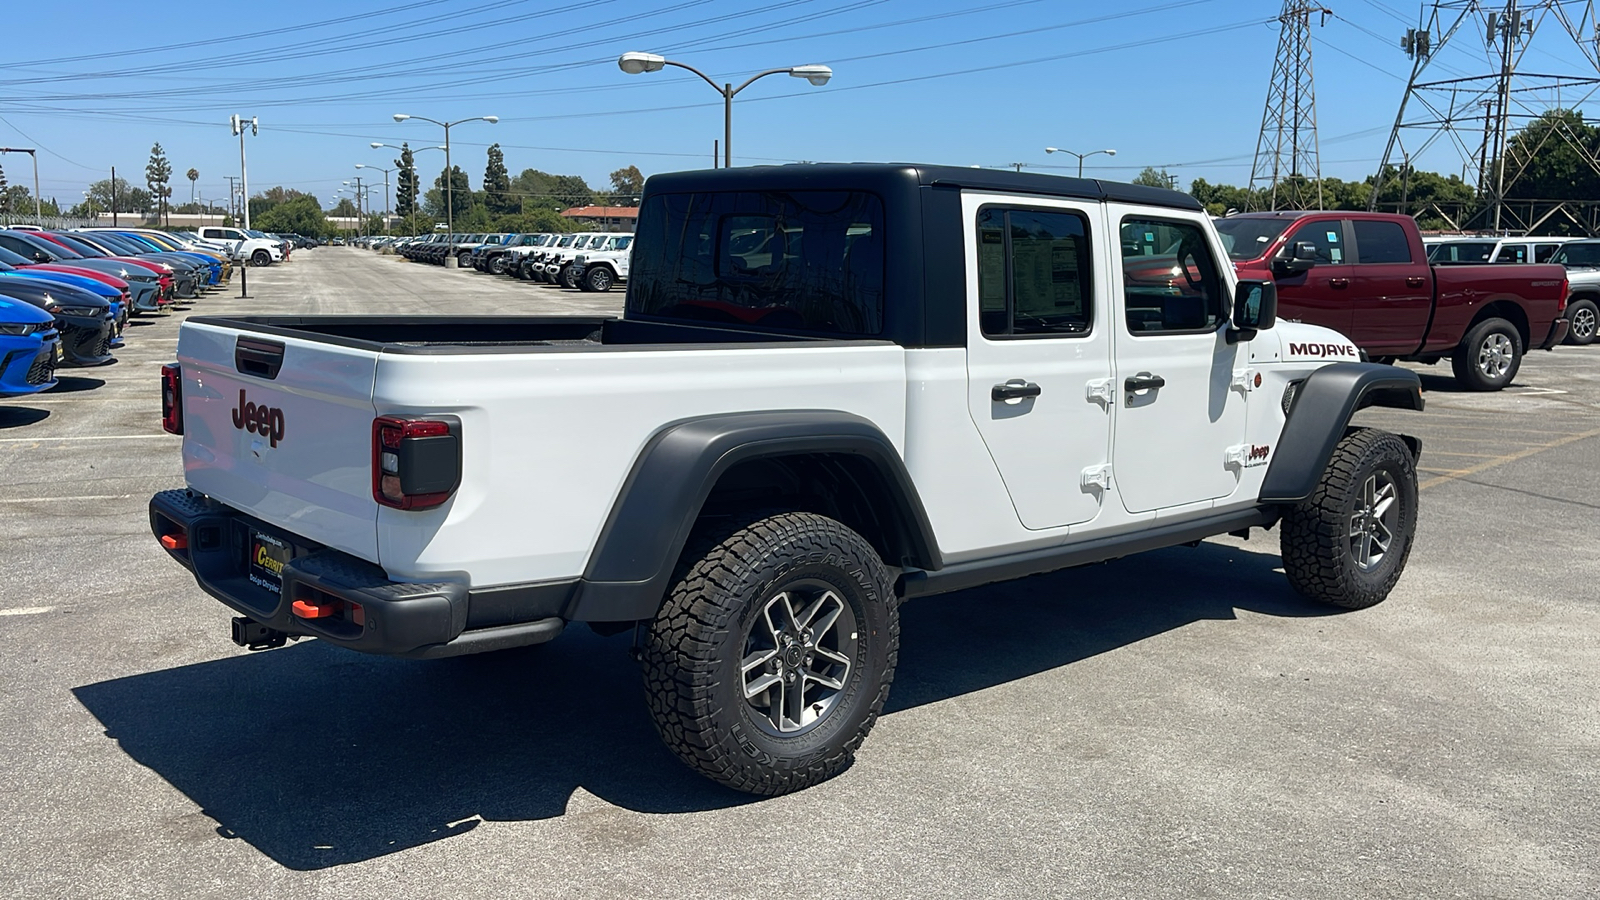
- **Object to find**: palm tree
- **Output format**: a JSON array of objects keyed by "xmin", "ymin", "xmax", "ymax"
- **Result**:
[{"xmin": 186, "ymin": 168, "xmax": 199, "ymax": 211}]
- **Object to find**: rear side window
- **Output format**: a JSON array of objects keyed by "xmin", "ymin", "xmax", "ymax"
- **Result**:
[
  {"xmin": 627, "ymin": 190, "xmax": 885, "ymax": 335},
  {"xmin": 976, "ymin": 207, "xmax": 1093, "ymax": 337},
  {"xmin": 1495, "ymin": 243, "xmax": 1530, "ymax": 264},
  {"xmin": 1431, "ymin": 241, "xmax": 1494, "ymax": 263},
  {"xmin": 1352, "ymin": 220, "xmax": 1413, "ymax": 264},
  {"xmin": 1535, "ymin": 243, "xmax": 1563, "ymax": 263}
]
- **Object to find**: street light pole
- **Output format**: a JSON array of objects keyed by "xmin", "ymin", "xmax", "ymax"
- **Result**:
[
  {"xmin": 0, "ymin": 148, "xmax": 41, "ymax": 222},
  {"xmin": 618, "ymin": 53, "xmax": 832, "ymax": 168},
  {"xmin": 355, "ymin": 163, "xmax": 394, "ymax": 232},
  {"xmin": 1044, "ymin": 146, "xmax": 1117, "ymax": 178},
  {"xmin": 392, "ymin": 115, "xmax": 496, "ymax": 264},
  {"xmin": 230, "ymin": 115, "xmax": 259, "ymax": 229}
]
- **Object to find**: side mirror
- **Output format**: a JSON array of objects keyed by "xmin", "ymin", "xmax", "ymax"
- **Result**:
[
  {"xmin": 34, "ymin": 251, "xmax": 50, "ymax": 263},
  {"xmin": 1272, "ymin": 241, "xmax": 1317, "ymax": 276},
  {"xmin": 1228, "ymin": 279, "xmax": 1277, "ymax": 343}
]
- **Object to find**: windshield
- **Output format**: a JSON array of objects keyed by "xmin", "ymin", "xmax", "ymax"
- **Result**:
[
  {"xmin": 14, "ymin": 233, "xmax": 76, "ymax": 260},
  {"xmin": 1551, "ymin": 241, "xmax": 1600, "ymax": 267},
  {"xmin": 1211, "ymin": 218, "xmax": 1292, "ymax": 260},
  {"xmin": 48, "ymin": 234, "xmax": 108, "ymax": 258},
  {"xmin": 0, "ymin": 246, "xmax": 32, "ymax": 266}
]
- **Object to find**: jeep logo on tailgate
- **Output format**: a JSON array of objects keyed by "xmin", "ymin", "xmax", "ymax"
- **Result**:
[{"xmin": 231, "ymin": 390, "xmax": 285, "ymax": 447}]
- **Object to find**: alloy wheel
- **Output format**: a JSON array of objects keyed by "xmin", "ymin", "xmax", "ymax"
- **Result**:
[
  {"xmin": 1477, "ymin": 332, "xmax": 1514, "ymax": 379},
  {"xmin": 1349, "ymin": 471, "xmax": 1397, "ymax": 572},
  {"xmin": 740, "ymin": 582, "xmax": 858, "ymax": 735}
]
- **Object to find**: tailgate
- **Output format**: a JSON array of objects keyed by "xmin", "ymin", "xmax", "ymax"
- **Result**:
[{"xmin": 177, "ymin": 321, "xmax": 380, "ymax": 561}]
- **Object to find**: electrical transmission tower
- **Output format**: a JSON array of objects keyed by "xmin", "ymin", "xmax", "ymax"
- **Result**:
[
  {"xmin": 1369, "ymin": 1, "xmax": 1600, "ymax": 233},
  {"xmin": 1250, "ymin": 3, "xmax": 1334, "ymax": 210}
]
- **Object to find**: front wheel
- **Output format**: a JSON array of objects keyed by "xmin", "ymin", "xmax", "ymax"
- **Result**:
[
  {"xmin": 558, "ymin": 264, "xmax": 580, "ymax": 289},
  {"xmin": 488, "ymin": 256, "xmax": 508, "ymax": 275},
  {"xmin": 1451, "ymin": 317, "xmax": 1521, "ymax": 391},
  {"xmin": 641, "ymin": 511, "xmax": 899, "ymax": 795},
  {"xmin": 1565, "ymin": 298, "xmax": 1598, "ymax": 346},
  {"xmin": 1280, "ymin": 428, "xmax": 1418, "ymax": 610},
  {"xmin": 250, "ymin": 250, "xmax": 271, "ymax": 267},
  {"xmin": 583, "ymin": 265, "xmax": 613, "ymax": 292}
]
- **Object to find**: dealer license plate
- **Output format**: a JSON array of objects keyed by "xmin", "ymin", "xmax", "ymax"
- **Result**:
[{"xmin": 248, "ymin": 529, "xmax": 291, "ymax": 594}]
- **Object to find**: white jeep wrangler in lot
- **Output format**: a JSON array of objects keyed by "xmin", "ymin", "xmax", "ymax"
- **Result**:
[
  {"xmin": 570, "ymin": 233, "xmax": 633, "ymax": 292},
  {"xmin": 151, "ymin": 164, "xmax": 1423, "ymax": 795}
]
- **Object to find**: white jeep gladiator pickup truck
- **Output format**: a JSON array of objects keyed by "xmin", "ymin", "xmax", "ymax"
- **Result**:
[{"xmin": 151, "ymin": 164, "xmax": 1423, "ymax": 795}]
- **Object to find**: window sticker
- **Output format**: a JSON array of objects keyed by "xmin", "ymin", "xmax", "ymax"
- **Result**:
[
  {"xmin": 1145, "ymin": 232, "xmax": 1155, "ymax": 242},
  {"xmin": 1327, "ymin": 231, "xmax": 1340, "ymax": 242},
  {"xmin": 1330, "ymin": 248, "xmax": 1343, "ymax": 262}
]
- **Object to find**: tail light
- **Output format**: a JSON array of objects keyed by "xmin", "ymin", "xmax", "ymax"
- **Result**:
[
  {"xmin": 1560, "ymin": 279, "xmax": 1569, "ymax": 313},
  {"xmin": 372, "ymin": 416, "xmax": 461, "ymax": 510},
  {"xmin": 160, "ymin": 363, "xmax": 183, "ymax": 434}
]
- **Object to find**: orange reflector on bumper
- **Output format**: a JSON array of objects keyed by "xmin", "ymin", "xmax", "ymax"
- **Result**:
[{"xmin": 160, "ymin": 533, "xmax": 188, "ymax": 551}]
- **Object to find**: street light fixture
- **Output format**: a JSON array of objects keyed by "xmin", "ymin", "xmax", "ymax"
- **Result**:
[
  {"xmin": 0, "ymin": 148, "xmax": 41, "ymax": 223},
  {"xmin": 1044, "ymin": 146, "xmax": 1117, "ymax": 178},
  {"xmin": 617, "ymin": 52, "xmax": 832, "ymax": 168},
  {"xmin": 229, "ymin": 114, "xmax": 260, "ymax": 229},
  {"xmin": 392, "ymin": 114, "xmax": 497, "ymax": 262}
]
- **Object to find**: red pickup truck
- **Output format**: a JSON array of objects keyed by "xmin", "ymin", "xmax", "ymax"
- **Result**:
[{"xmin": 1215, "ymin": 211, "xmax": 1569, "ymax": 390}]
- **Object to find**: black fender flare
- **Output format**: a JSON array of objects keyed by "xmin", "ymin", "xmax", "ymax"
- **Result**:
[
  {"xmin": 1259, "ymin": 362, "xmax": 1424, "ymax": 504},
  {"xmin": 566, "ymin": 411, "xmax": 942, "ymax": 622}
]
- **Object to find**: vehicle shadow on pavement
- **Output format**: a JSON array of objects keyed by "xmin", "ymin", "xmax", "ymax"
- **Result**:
[
  {"xmin": 0, "ymin": 406, "xmax": 49, "ymax": 428},
  {"xmin": 47, "ymin": 376, "xmax": 106, "ymax": 394},
  {"xmin": 72, "ymin": 542, "xmax": 1333, "ymax": 870}
]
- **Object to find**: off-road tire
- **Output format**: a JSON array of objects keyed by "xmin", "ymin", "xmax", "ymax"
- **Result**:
[
  {"xmin": 1280, "ymin": 428, "xmax": 1418, "ymax": 610},
  {"xmin": 1565, "ymin": 297, "xmax": 1598, "ymax": 346},
  {"xmin": 641, "ymin": 511, "xmax": 899, "ymax": 795},
  {"xmin": 250, "ymin": 249, "xmax": 271, "ymax": 267},
  {"xmin": 559, "ymin": 263, "xmax": 580, "ymax": 289},
  {"xmin": 488, "ymin": 255, "xmax": 508, "ymax": 275},
  {"xmin": 1451, "ymin": 316, "xmax": 1521, "ymax": 391},
  {"xmin": 584, "ymin": 265, "xmax": 614, "ymax": 292}
]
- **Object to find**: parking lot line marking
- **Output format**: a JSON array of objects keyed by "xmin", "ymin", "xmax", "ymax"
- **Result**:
[
  {"xmin": 1398, "ymin": 422, "xmax": 1592, "ymax": 436},
  {"xmin": 1418, "ymin": 450, "xmax": 1502, "ymax": 458},
  {"xmin": 0, "ymin": 434, "xmax": 171, "ymax": 443},
  {"xmin": 0, "ymin": 607, "xmax": 54, "ymax": 617},
  {"xmin": 1420, "ymin": 425, "xmax": 1600, "ymax": 490},
  {"xmin": 0, "ymin": 494, "xmax": 133, "ymax": 504}
]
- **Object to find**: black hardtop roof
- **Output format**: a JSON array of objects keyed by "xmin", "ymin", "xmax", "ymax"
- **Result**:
[{"xmin": 643, "ymin": 163, "xmax": 1204, "ymax": 212}]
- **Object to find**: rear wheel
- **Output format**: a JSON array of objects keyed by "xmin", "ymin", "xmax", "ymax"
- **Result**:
[
  {"xmin": 1280, "ymin": 428, "xmax": 1418, "ymax": 610},
  {"xmin": 641, "ymin": 511, "xmax": 898, "ymax": 795},
  {"xmin": 1451, "ymin": 317, "xmax": 1521, "ymax": 391},
  {"xmin": 1565, "ymin": 297, "xmax": 1598, "ymax": 345}
]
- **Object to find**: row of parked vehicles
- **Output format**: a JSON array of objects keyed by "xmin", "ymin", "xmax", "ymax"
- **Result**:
[
  {"xmin": 0, "ymin": 224, "xmax": 298, "ymax": 400},
  {"xmin": 384, "ymin": 231, "xmax": 634, "ymax": 292},
  {"xmin": 1420, "ymin": 234, "xmax": 1598, "ymax": 347}
]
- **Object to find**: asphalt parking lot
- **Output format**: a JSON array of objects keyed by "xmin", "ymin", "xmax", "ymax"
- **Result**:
[{"xmin": 2, "ymin": 248, "xmax": 1596, "ymax": 899}]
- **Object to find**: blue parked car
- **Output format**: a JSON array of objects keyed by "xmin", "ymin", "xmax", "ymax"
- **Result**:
[
  {"xmin": 0, "ymin": 294, "xmax": 60, "ymax": 397},
  {"xmin": 0, "ymin": 276, "xmax": 115, "ymax": 367},
  {"xmin": 0, "ymin": 258, "xmax": 126, "ymax": 346}
]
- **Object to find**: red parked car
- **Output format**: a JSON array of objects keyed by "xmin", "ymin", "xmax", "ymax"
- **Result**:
[{"xmin": 1216, "ymin": 211, "xmax": 1569, "ymax": 391}]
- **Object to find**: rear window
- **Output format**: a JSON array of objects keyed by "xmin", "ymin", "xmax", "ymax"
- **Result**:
[{"xmin": 627, "ymin": 190, "xmax": 885, "ymax": 335}]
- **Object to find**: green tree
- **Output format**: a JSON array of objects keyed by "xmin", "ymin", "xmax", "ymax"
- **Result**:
[
  {"xmin": 248, "ymin": 186, "xmax": 309, "ymax": 222},
  {"xmin": 509, "ymin": 168, "xmax": 594, "ymax": 209},
  {"xmin": 1132, "ymin": 166, "xmax": 1175, "ymax": 189},
  {"xmin": 73, "ymin": 177, "xmax": 150, "ymax": 216},
  {"xmin": 425, "ymin": 166, "xmax": 474, "ymax": 220},
  {"xmin": 146, "ymin": 142, "xmax": 173, "ymax": 225},
  {"xmin": 608, "ymin": 165, "xmax": 644, "ymax": 205},
  {"xmin": 254, "ymin": 194, "xmax": 329, "ymax": 236},
  {"xmin": 329, "ymin": 197, "xmax": 359, "ymax": 218},
  {"xmin": 1500, "ymin": 108, "xmax": 1600, "ymax": 202},
  {"xmin": 482, "ymin": 144, "xmax": 515, "ymax": 215},
  {"xmin": 395, "ymin": 143, "xmax": 419, "ymax": 218},
  {"xmin": 494, "ymin": 207, "xmax": 575, "ymax": 234},
  {"xmin": 0, "ymin": 163, "xmax": 8, "ymax": 214}
]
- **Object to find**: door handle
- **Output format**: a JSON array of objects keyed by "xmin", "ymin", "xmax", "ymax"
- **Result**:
[
  {"xmin": 1329, "ymin": 277, "xmax": 1350, "ymax": 288},
  {"xmin": 1124, "ymin": 373, "xmax": 1166, "ymax": 393},
  {"xmin": 1405, "ymin": 276, "xmax": 1425, "ymax": 287},
  {"xmin": 991, "ymin": 380, "xmax": 1042, "ymax": 402}
]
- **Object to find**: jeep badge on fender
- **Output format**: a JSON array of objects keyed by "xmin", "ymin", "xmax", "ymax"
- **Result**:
[{"xmin": 230, "ymin": 390, "xmax": 284, "ymax": 447}]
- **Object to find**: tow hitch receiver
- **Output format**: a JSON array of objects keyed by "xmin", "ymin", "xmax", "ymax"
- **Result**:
[{"xmin": 232, "ymin": 616, "xmax": 288, "ymax": 651}]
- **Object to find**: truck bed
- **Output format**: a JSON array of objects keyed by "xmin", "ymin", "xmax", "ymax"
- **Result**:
[{"xmin": 186, "ymin": 315, "xmax": 878, "ymax": 353}]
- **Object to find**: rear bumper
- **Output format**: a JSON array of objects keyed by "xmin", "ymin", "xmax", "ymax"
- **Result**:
[
  {"xmin": 150, "ymin": 489, "xmax": 567, "ymax": 657},
  {"xmin": 1540, "ymin": 317, "xmax": 1570, "ymax": 350}
]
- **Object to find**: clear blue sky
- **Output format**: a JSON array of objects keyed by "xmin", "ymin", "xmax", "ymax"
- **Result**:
[{"xmin": 0, "ymin": 0, "xmax": 1592, "ymax": 211}]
